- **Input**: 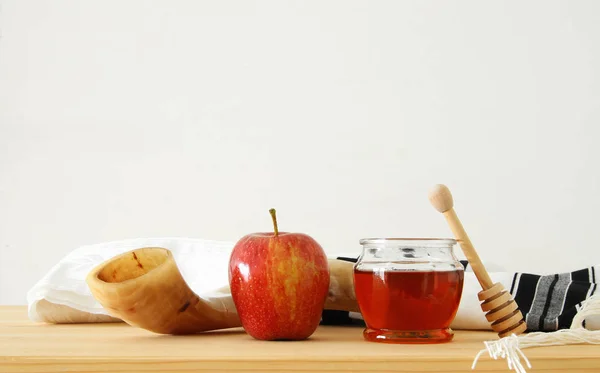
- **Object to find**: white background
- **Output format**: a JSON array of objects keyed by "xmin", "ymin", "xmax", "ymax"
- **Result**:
[{"xmin": 1, "ymin": 1, "xmax": 599, "ymax": 305}]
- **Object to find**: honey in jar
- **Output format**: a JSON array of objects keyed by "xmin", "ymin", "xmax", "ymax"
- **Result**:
[{"xmin": 353, "ymin": 238, "xmax": 464, "ymax": 343}]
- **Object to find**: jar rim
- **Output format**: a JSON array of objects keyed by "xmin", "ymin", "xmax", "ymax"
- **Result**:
[{"xmin": 359, "ymin": 237, "xmax": 457, "ymax": 245}]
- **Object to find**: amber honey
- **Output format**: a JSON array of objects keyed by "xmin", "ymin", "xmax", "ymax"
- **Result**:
[{"xmin": 353, "ymin": 268, "xmax": 464, "ymax": 343}]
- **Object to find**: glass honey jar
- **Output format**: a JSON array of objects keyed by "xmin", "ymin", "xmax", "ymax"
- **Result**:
[{"xmin": 353, "ymin": 238, "xmax": 464, "ymax": 344}]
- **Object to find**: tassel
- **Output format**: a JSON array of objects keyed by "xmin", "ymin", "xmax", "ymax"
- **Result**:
[{"xmin": 472, "ymin": 294, "xmax": 600, "ymax": 372}]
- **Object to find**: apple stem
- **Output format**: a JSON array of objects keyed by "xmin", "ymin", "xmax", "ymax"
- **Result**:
[{"xmin": 269, "ymin": 208, "xmax": 279, "ymax": 236}]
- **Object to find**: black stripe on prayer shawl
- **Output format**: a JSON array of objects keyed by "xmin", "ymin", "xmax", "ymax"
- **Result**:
[
  {"xmin": 586, "ymin": 267, "xmax": 596, "ymax": 298},
  {"xmin": 337, "ymin": 257, "xmax": 358, "ymax": 263},
  {"xmin": 572, "ymin": 268, "xmax": 590, "ymax": 282},
  {"xmin": 321, "ymin": 310, "xmax": 353, "ymax": 325},
  {"xmin": 562, "ymin": 281, "xmax": 592, "ymax": 316},
  {"xmin": 557, "ymin": 304, "xmax": 578, "ymax": 329},
  {"xmin": 510, "ymin": 273, "xmax": 518, "ymax": 295}
]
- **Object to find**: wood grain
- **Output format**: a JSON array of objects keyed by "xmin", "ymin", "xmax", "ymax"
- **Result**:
[{"xmin": 1, "ymin": 306, "xmax": 599, "ymax": 372}]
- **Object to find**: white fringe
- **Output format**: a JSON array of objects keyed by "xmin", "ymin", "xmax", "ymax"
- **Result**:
[
  {"xmin": 472, "ymin": 294, "xmax": 600, "ymax": 372},
  {"xmin": 471, "ymin": 334, "xmax": 531, "ymax": 373}
]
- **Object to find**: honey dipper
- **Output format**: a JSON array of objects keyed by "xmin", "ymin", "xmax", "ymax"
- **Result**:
[{"xmin": 428, "ymin": 184, "xmax": 527, "ymax": 338}]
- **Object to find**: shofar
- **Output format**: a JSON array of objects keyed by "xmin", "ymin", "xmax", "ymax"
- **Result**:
[{"xmin": 86, "ymin": 247, "xmax": 359, "ymax": 334}]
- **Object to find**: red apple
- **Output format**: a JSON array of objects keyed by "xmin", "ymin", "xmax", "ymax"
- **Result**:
[{"xmin": 228, "ymin": 208, "xmax": 330, "ymax": 340}]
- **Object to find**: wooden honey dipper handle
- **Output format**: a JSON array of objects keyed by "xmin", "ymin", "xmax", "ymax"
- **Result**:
[
  {"xmin": 428, "ymin": 184, "xmax": 493, "ymax": 290},
  {"xmin": 428, "ymin": 184, "xmax": 527, "ymax": 338}
]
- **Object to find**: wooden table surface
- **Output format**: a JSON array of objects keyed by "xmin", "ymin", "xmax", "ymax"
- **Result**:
[{"xmin": 1, "ymin": 306, "xmax": 599, "ymax": 372}]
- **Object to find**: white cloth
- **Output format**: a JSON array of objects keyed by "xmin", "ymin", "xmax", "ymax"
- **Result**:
[
  {"xmin": 27, "ymin": 237, "xmax": 234, "ymax": 323},
  {"xmin": 26, "ymin": 236, "xmax": 513, "ymax": 330}
]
